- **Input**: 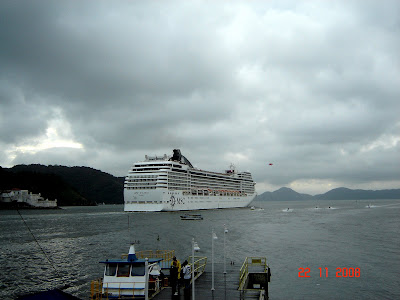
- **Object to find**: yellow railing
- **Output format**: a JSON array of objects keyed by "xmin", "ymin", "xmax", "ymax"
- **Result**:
[
  {"xmin": 188, "ymin": 256, "xmax": 208, "ymax": 281},
  {"xmin": 121, "ymin": 250, "xmax": 174, "ymax": 260},
  {"xmin": 238, "ymin": 257, "xmax": 268, "ymax": 291},
  {"xmin": 90, "ymin": 279, "xmax": 102, "ymax": 300}
]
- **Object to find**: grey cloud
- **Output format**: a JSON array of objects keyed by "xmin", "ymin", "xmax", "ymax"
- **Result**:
[
  {"xmin": 0, "ymin": 1, "xmax": 399, "ymax": 194},
  {"xmin": 0, "ymin": 84, "xmax": 51, "ymax": 143}
]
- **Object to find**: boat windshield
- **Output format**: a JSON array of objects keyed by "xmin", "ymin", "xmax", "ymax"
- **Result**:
[
  {"xmin": 117, "ymin": 264, "xmax": 131, "ymax": 277},
  {"xmin": 131, "ymin": 263, "xmax": 145, "ymax": 276},
  {"xmin": 105, "ymin": 264, "xmax": 117, "ymax": 276}
]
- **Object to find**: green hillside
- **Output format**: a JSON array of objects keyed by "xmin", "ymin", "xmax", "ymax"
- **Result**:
[
  {"xmin": 1, "ymin": 164, "xmax": 125, "ymax": 206},
  {"xmin": 0, "ymin": 166, "xmax": 91, "ymax": 206}
]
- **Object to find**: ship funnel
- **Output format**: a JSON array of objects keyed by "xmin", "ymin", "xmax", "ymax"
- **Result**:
[{"xmin": 128, "ymin": 244, "xmax": 138, "ymax": 261}]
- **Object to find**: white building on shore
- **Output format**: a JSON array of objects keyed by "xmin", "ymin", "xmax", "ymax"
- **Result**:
[{"xmin": 0, "ymin": 189, "xmax": 57, "ymax": 208}]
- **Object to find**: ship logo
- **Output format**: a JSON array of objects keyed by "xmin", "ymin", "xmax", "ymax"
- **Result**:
[
  {"xmin": 170, "ymin": 196, "xmax": 176, "ymax": 207},
  {"xmin": 169, "ymin": 195, "xmax": 185, "ymax": 207}
]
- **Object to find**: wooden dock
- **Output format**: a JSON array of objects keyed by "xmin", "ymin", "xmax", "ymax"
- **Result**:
[{"xmin": 153, "ymin": 262, "xmax": 246, "ymax": 300}]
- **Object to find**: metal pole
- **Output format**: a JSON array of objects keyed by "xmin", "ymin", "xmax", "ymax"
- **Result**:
[
  {"xmin": 211, "ymin": 229, "xmax": 215, "ymax": 290},
  {"xmin": 192, "ymin": 238, "xmax": 195, "ymax": 300},
  {"xmin": 145, "ymin": 257, "xmax": 149, "ymax": 300},
  {"xmin": 223, "ymin": 225, "xmax": 227, "ymax": 274}
]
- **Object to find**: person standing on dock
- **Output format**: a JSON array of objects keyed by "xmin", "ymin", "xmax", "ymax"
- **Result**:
[
  {"xmin": 181, "ymin": 260, "xmax": 191, "ymax": 298},
  {"xmin": 170, "ymin": 256, "xmax": 181, "ymax": 296}
]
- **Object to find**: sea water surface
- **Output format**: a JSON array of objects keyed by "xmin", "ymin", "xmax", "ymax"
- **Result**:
[{"xmin": 0, "ymin": 199, "xmax": 399, "ymax": 299}]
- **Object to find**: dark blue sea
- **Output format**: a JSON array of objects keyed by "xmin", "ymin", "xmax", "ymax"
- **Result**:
[{"xmin": 0, "ymin": 199, "xmax": 399, "ymax": 299}]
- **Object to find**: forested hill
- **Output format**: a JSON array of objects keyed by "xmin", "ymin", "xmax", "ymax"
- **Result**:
[
  {"xmin": 0, "ymin": 166, "xmax": 91, "ymax": 206},
  {"xmin": 1, "ymin": 164, "xmax": 124, "ymax": 205}
]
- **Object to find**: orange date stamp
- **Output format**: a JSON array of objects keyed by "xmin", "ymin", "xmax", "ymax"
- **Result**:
[{"xmin": 298, "ymin": 267, "xmax": 361, "ymax": 277}]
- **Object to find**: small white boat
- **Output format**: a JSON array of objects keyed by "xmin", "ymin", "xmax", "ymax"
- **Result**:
[
  {"xmin": 91, "ymin": 244, "xmax": 173, "ymax": 299},
  {"xmin": 91, "ymin": 244, "xmax": 208, "ymax": 299},
  {"xmin": 180, "ymin": 214, "xmax": 203, "ymax": 220}
]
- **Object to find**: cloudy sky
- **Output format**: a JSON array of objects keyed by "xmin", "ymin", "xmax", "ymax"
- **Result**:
[{"xmin": 0, "ymin": 1, "xmax": 399, "ymax": 195}]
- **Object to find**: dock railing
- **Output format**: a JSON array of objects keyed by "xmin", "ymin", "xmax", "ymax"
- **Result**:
[
  {"xmin": 238, "ymin": 257, "xmax": 268, "ymax": 291},
  {"xmin": 189, "ymin": 256, "xmax": 208, "ymax": 282},
  {"xmin": 121, "ymin": 249, "xmax": 175, "ymax": 269},
  {"xmin": 90, "ymin": 279, "xmax": 102, "ymax": 300}
]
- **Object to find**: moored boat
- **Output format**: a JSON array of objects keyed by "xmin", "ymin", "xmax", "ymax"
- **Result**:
[
  {"xmin": 180, "ymin": 214, "xmax": 203, "ymax": 220},
  {"xmin": 91, "ymin": 245, "xmax": 174, "ymax": 299},
  {"xmin": 90, "ymin": 244, "xmax": 207, "ymax": 299}
]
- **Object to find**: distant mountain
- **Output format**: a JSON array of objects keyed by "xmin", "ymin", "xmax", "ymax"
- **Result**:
[
  {"xmin": 256, "ymin": 186, "xmax": 400, "ymax": 201},
  {"xmin": 256, "ymin": 187, "xmax": 312, "ymax": 201},
  {"xmin": 5, "ymin": 164, "xmax": 124, "ymax": 205},
  {"xmin": 314, "ymin": 187, "xmax": 400, "ymax": 200}
]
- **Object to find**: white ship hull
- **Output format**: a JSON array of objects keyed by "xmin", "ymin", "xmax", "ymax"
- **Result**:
[{"xmin": 124, "ymin": 189, "xmax": 256, "ymax": 212}]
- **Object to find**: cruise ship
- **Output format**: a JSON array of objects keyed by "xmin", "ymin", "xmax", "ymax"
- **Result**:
[{"xmin": 124, "ymin": 149, "xmax": 256, "ymax": 211}]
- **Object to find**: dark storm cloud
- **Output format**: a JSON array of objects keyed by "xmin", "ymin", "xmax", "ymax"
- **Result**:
[
  {"xmin": 0, "ymin": 1, "xmax": 232, "ymax": 99},
  {"xmin": 0, "ymin": 1, "xmax": 237, "ymax": 146},
  {"xmin": 0, "ymin": 0, "xmax": 399, "ymax": 194}
]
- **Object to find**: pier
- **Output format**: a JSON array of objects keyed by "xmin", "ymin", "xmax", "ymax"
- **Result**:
[{"xmin": 154, "ymin": 259, "xmax": 270, "ymax": 300}]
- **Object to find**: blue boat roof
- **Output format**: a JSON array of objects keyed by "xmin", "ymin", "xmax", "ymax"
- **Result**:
[{"xmin": 99, "ymin": 258, "xmax": 163, "ymax": 264}]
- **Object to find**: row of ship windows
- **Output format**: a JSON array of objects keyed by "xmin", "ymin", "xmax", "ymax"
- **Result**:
[
  {"xmin": 126, "ymin": 197, "xmax": 246, "ymax": 204},
  {"xmin": 126, "ymin": 182, "xmax": 253, "ymax": 188},
  {"xmin": 181, "ymin": 191, "xmax": 248, "ymax": 197},
  {"xmin": 127, "ymin": 175, "xmax": 159, "ymax": 179},
  {"xmin": 126, "ymin": 179, "xmax": 158, "ymax": 183},
  {"xmin": 126, "ymin": 179, "xmax": 253, "ymax": 188},
  {"xmin": 126, "ymin": 183, "xmax": 254, "ymax": 189},
  {"xmin": 170, "ymin": 182, "xmax": 254, "ymax": 189},
  {"xmin": 191, "ymin": 173, "xmax": 253, "ymax": 181},
  {"xmin": 125, "ymin": 187, "xmax": 255, "ymax": 193},
  {"xmin": 129, "ymin": 168, "xmax": 169, "ymax": 173},
  {"xmin": 126, "ymin": 187, "xmax": 157, "ymax": 190},
  {"xmin": 168, "ymin": 179, "xmax": 252, "ymax": 186},
  {"xmin": 168, "ymin": 183, "xmax": 254, "ymax": 189},
  {"xmin": 127, "ymin": 173, "xmax": 253, "ymax": 184},
  {"xmin": 131, "ymin": 168, "xmax": 253, "ymax": 181},
  {"xmin": 133, "ymin": 164, "xmax": 182, "ymax": 168},
  {"xmin": 167, "ymin": 172, "xmax": 241, "ymax": 181},
  {"xmin": 126, "ymin": 182, "xmax": 254, "ymax": 188},
  {"xmin": 171, "ymin": 188, "xmax": 255, "ymax": 193},
  {"xmin": 125, "ymin": 185, "xmax": 254, "ymax": 193},
  {"xmin": 188, "ymin": 180, "xmax": 253, "ymax": 186}
]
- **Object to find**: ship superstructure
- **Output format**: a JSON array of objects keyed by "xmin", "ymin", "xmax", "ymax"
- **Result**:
[{"xmin": 124, "ymin": 149, "xmax": 256, "ymax": 211}]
